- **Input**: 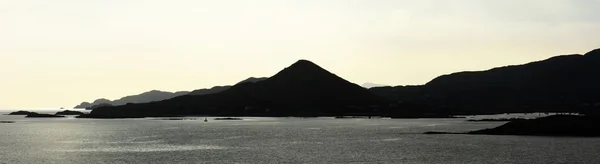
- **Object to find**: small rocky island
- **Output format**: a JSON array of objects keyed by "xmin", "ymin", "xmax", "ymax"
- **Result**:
[
  {"xmin": 426, "ymin": 115, "xmax": 600, "ymax": 137},
  {"xmin": 25, "ymin": 113, "xmax": 65, "ymax": 118},
  {"xmin": 7, "ymin": 110, "xmax": 66, "ymax": 118},
  {"xmin": 55, "ymin": 110, "xmax": 86, "ymax": 115},
  {"xmin": 7, "ymin": 111, "xmax": 36, "ymax": 115}
]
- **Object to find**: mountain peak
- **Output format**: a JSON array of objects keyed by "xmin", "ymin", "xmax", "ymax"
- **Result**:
[
  {"xmin": 271, "ymin": 59, "xmax": 334, "ymax": 81},
  {"xmin": 287, "ymin": 59, "xmax": 328, "ymax": 72},
  {"xmin": 289, "ymin": 59, "xmax": 320, "ymax": 69}
]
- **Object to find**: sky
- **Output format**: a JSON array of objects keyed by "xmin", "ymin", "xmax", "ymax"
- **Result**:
[{"xmin": 1, "ymin": 0, "xmax": 599, "ymax": 109}]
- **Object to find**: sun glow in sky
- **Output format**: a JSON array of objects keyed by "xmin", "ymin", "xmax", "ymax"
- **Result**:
[{"xmin": 1, "ymin": 0, "xmax": 599, "ymax": 109}]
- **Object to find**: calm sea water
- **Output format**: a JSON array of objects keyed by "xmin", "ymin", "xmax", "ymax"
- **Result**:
[{"xmin": 1, "ymin": 112, "xmax": 599, "ymax": 164}]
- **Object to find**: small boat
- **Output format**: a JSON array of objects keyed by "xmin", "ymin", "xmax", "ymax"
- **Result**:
[{"xmin": 204, "ymin": 117, "xmax": 208, "ymax": 122}]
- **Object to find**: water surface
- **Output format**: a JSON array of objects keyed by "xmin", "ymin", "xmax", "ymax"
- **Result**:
[{"xmin": 1, "ymin": 114, "xmax": 599, "ymax": 164}]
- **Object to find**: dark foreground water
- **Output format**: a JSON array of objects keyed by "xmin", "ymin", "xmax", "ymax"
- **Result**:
[{"xmin": 1, "ymin": 114, "xmax": 599, "ymax": 164}]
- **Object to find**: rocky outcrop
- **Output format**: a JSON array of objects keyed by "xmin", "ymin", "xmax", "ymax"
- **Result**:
[{"xmin": 468, "ymin": 115, "xmax": 600, "ymax": 136}]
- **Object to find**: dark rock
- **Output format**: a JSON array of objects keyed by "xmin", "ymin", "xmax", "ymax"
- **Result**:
[
  {"xmin": 55, "ymin": 110, "xmax": 86, "ymax": 115},
  {"xmin": 468, "ymin": 115, "xmax": 600, "ymax": 136}
]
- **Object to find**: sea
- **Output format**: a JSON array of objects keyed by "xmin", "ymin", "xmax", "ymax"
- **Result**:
[{"xmin": 1, "ymin": 110, "xmax": 599, "ymax": 164}]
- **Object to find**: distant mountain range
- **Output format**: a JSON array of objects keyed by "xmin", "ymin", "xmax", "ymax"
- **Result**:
[
  {"xmin": 82, "ymin": 60, "xmax": 383, "ymax": 118},
  {"xmin": 75, "ymin": 77, "xmax": 267, "ymax": 109},
  {"xmin": 74, "ymin": 90, "xmax": 190, "ymax": 109},
  {"xmin": 370, "ymin": 48, "xmax": 600, "ymax": 114},
  {"xmin": 79, "ymin": 48, "xmax": 600, "ymax": 118}
]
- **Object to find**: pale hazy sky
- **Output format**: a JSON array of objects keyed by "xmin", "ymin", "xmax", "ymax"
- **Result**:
[{"xmin": 1, "ymin": 0, "xmax": 599, "ymax": 109}]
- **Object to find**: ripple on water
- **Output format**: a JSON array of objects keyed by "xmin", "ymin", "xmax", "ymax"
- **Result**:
[
  {"xmin": 59, "ymin": 140, "xmax": 163, "ymax": 144},
  {"xmin": 51, "ymin": 144, "xmax": 227, "ymax": 152},
  {"xmin": 381, "ymin": 138, "xmax": 402, "ymax": 142}
]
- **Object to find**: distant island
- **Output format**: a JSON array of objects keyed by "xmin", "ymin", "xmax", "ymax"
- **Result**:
[
  {"xmin": 7, "ymin": 111, "xmax": 36, "ymax": 115},
  {"xmin": 6, "ymin": 110, "xmax": 67, "ymax": 118},
  {"xmin": 25, "ymin": 113, "xmax": 65, "ymax": 118}
]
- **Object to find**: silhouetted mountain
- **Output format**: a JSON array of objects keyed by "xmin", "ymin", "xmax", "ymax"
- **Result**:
[
  {"xmin": 75, "ymin": 102, "xmax": 92, "ymax": 109},
  {"xmin": 236, "ymin": 77, "xmax": 268, "ymax": 84},
  {"xmin": 371, "ymin": 48, "xmax": 600, "ymax": 114},
  {"xmin": 55, "ymin": 110, "xmax": 86, "ymax": 115},
  {"xmin": 82, "ymin": 60, "xmax": 385, "ymax": 118},
  {"xmin": 88, "ymin": 103, "xmax": 114, "ymax": 110},
  {"xmin": 74, "ymin": 98, "xmax": 111, "ymax": 109},
  {"xmin": 188, "ymin": 86, "xmax": 230, "ymax": 95},
  {"xmin": 111, "ymin": 90, "xmax": 191, "ymax": 106},
  {"xmin": 74, "ymin": 91, "xmax": 189, "ymax": 109},
  {"xmin": 91, "ymin": 98, "xmax": 111, "ymax": 105},
  {"xmin": 188, "ymin": 77, "xmax": 266, "ymax": 95},
  {"xmin": 361, "ymin": 82, "xmax": 388, "ymax": 88}
]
